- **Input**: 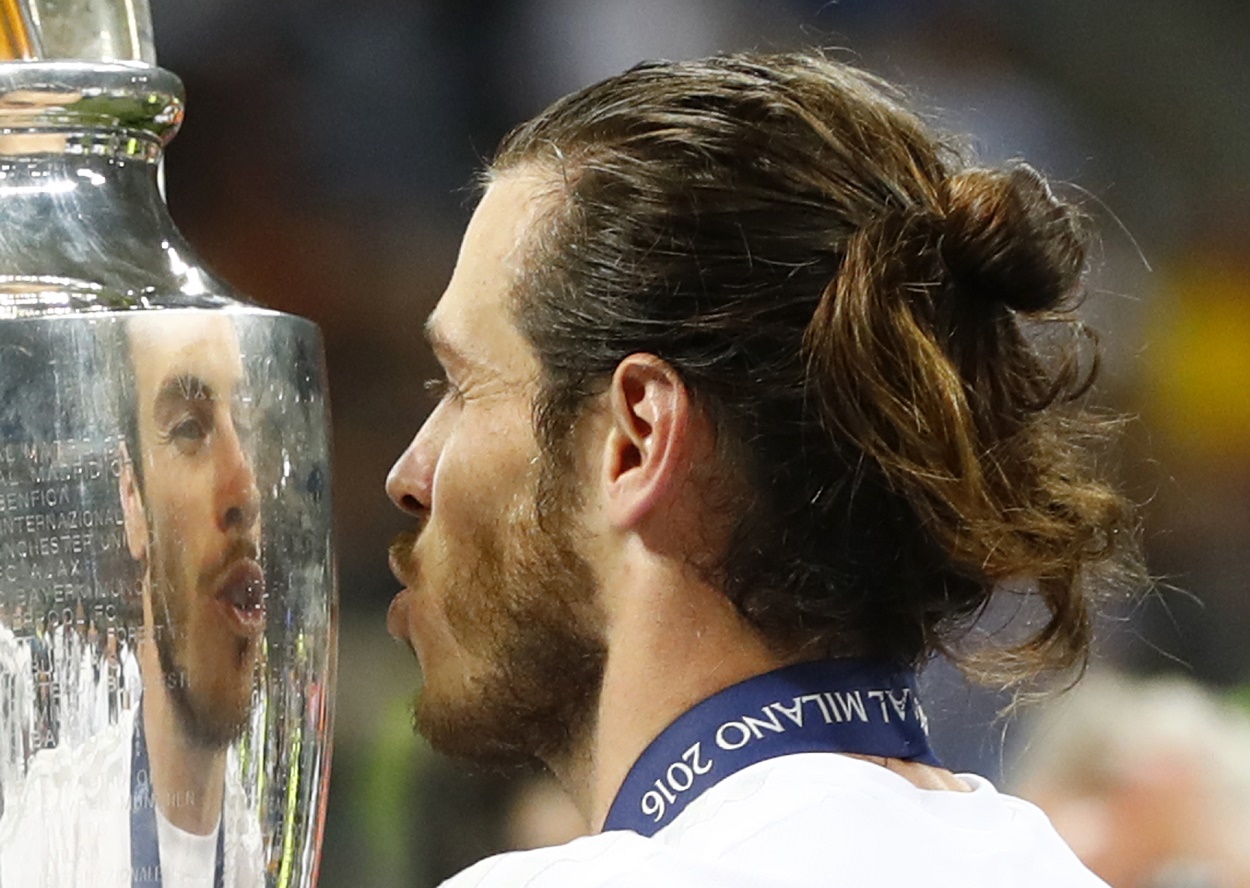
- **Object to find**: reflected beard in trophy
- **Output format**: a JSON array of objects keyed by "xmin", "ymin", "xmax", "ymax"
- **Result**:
[
  {"xmin": 391, "ymin": 452, "xmax": 607, "ymax": 770},
  {"xmin": 148, "ymin": 515, "xmax": 264, "ymax": 750}
]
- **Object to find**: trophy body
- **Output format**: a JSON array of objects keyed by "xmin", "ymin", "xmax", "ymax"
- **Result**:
[{"xmin": 0, "ymin": 8, "xmax": 336, "ymax": 888}]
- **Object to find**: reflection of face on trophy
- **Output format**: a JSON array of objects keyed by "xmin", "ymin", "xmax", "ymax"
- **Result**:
[
  {"xmin": 0, "ymin": 5, "xmax": 336, "ymax": 875},
  {"xmin": 118, "ymin": 313, "xmax": 265, "ymax": 753}
]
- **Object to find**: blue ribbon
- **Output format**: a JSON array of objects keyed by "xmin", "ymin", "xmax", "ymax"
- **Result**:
[
  {"xmin": 602, "ymin": 658, "xmax": 939, "ymax": 837},
  {"xmin": 130, "ymin": 702, "xmax": 225, "ymax": 887}
]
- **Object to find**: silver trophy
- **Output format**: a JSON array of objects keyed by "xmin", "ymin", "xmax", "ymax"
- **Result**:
[{"xmin": 0, "ymin": 2, "xmax": 337, "ymax": 886}]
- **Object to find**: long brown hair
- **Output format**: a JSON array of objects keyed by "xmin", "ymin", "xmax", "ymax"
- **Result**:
[{"xmin": 491, "ymin": 52, "xmax": 1140, "ymax": 685}]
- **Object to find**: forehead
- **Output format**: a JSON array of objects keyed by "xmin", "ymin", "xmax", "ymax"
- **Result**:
[
  {"xmin": 425, "ymin": 172, "xmax": 552, "ymax": 374},
  {"xmin": 127, "ymin": 313, "xmax": 243, "ymax": 397}
]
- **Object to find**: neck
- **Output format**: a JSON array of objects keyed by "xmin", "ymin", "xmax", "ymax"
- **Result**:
[
  {"xmin": 548, "ymin": 560, "xmax": 786, "ymax": 831},
  {"xmin": 137, "ymin": 636, "xmax": 227, "ymax": 835}
]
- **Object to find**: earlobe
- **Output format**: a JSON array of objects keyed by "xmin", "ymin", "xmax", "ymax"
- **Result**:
[
  {"xmin": 601, "ymin": 354, "xmax": 692, "ymax": 529},
  {"xmin": 119, "ymin": 443, "xmax": 148, "ymax": 562}
]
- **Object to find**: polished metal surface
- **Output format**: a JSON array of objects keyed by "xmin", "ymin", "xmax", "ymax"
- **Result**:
[
  {"xmin": 0, "ymin": 62, "xmax": 211, "ymax": 317},
  {"xmin": 1, "ymin": 0, "xmax": 155, "ymax": 63},
  {"xmin": 0, "ymin": 55, "xmax": 336, "ymax": 888}
]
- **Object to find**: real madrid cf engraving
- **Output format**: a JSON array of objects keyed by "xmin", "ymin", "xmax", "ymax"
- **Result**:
[{"xmin": 0, "ymin": 3, "xmax": 337, "ymax": 886}]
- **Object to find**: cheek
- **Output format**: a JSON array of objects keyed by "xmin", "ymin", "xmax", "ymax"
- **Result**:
[
  {"xmin": 163, "ymin": 489, "xmax": 214, "ymax": 557},
  {"xmin": 150, "ymin": 482, "xmax": 193, "ymax": 536},
  {"xmin": 431, "ymin": 416, "xmax": 538, "ymax": 531}
]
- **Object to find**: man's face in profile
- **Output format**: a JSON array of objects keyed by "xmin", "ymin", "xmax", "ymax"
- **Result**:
[
  {"xmin": 124, "ymin": 313, "xmax": 264, "ymax": 748},
  {"xmin": 387, "ymin": 172, "xmax": 606, "ymax": 766}
]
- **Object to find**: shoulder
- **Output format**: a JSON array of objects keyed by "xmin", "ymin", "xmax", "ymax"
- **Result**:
[
  {"xmin": 0, "ymin": 713, "xmax": 134, "ymax": 885},
  {"xmin": 721, "ymin": 756, "xmax": 1105, "ymax": 880},
  {"xmin": 14, "ymin": 708, "xmax": 132, "ymax": 799},
  {"xmin": 440, "ymin": 830, "xmax": 783, "ymax": 888},
  {"xmin": 1, "ymin": 708, "xmax": 133, "ymax": 845},
  {"xmin": 440, "ymin": 756, "xmax": 1106, "ymax": 888},
  {"xmin": 438, "ymin": 832, "xmax": 654, "ymax": 888}
]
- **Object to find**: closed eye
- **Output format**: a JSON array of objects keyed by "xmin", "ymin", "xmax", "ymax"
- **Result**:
[{"xmin": 422, "ymin": 377, "xmax": 458, "ymax": 404}]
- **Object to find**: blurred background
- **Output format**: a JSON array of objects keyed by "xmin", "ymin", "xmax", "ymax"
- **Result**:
[{"xmin": 147, "ymin": 1, "xmax": 1250, "ymax": 885}]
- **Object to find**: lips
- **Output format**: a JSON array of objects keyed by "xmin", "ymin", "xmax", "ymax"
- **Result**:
[
  {"xmin": 387, "ymin": 546, "xmax": 414, "ymax": 643},
  {"xmin": 387, "ymin": 589, "xmax": 411, "ymax": 643},
  {"xmin": 387, "ymin": 535, "xmax": 420, "ymax": 650},
  {"xmin": 216, "ymin": 558, "xmax": 267, "ymax": 635}
]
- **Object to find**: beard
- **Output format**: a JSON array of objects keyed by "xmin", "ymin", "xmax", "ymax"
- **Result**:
[
  {"xmin": 392, "ymin": 454, "xmax": 608, "ymax": 771},
  {"xmin": 150, "ymin": 536, "xmax": 258, "ymax": 751}
]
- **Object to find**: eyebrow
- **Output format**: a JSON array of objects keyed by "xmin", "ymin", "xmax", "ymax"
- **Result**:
[
  {"xmin": 423, "ymin": 317, "xmax": 473, "ymax": 371},
  {"xmin": 154, "ymin": 373, "xmax": 217, "ymax": 411}
]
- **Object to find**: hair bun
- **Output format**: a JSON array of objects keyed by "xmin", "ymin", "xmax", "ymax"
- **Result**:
[{"xmin": 939, "ymin": 164, "xmax": 1086, "ymax": 314}]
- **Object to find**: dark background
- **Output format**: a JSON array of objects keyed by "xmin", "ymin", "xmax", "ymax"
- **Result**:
[{"xmin": 148, "ymin": 2, "xmax": 1250, "ymax": 884}]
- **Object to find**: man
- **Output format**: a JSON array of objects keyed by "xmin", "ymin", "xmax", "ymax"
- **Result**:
[
  {"xmin": 0, "ymin": 312, "xmax": 265, "ymax": 887},
  {"xmin": 386, "ymin": 53, "xmax": 1139, "ymax": 886}
]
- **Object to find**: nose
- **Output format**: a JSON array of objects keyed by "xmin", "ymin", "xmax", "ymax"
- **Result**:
[
  {"xmin": 386, "ymin": 422, "xmax": 437, "ymax": 518},
  {"xmin": 216, "ymin": 414, "xmax": 260, "ymax": 533}
]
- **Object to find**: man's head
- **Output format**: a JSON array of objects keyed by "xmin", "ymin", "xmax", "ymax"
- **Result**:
[
  {"xmin": 119, "ymin": 312, "xmax": 264, "ymax": 749},
  {"xmin": 387, "ymin": 52, "xmax": 1137, "ymax": 767}
]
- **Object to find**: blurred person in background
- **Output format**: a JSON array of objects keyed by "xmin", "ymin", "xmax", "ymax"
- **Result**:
[
  {"xmin": 1013, "ymin": 672, "xmax": 1250, "ymax": 888},
  {"xmin": 385, "ymin": 51, "xmax": 1142, "ymax": 887}
]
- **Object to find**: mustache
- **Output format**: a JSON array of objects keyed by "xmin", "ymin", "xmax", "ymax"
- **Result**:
[
  {"xmin": 389, "ymin": 529, "xmax": 420, "ymax": 587},
  {"xmin": 207, "ymin": 537, "xmax": 262, "ymax": 584}
]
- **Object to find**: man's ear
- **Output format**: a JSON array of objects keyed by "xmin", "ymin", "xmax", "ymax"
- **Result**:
[
  {"xmin": 119, "ymin": 443, "xmax": 148, "ymax": 562},
  {"xmin": 599, "ymin": 354, "xmax": 696, "ymax": 529}
]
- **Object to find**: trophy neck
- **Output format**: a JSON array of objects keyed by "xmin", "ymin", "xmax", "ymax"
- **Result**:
[
  {"xmin": 0, "ymin": 61, "xmax": 181, "ymax": 154},
  {"xmin": 0, "ymin": 61, "xmax": 239, "ymax": 318}
]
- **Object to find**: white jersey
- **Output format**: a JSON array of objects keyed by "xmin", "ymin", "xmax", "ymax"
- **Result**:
[
  {"xmin": 443, "ymin": 753, "xmax": 1106, "ymax": 888},
  {"xmin": 0, "ymin": 704, "xmax": 264, "ymax": 888},
  {"xmin": 0, "ymin": 625, "xmax": 32, "ymax": 812}
]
